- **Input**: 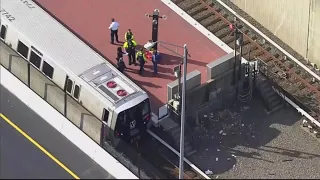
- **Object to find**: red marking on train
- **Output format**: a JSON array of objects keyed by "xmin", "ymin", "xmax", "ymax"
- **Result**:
[
  {"xmin": 35, "ymin": 0, "xmax": 227, "ymax": 114},
  {"xmin": 107, "ymin": 81, "xmax": 117, "ymax": 88},
  {"xmin": 117, "ymin": 90, "xmax": 128, "ymax": 97}
]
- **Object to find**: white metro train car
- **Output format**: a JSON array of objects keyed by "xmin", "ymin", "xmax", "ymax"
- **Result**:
[{"xmin": 0, "ymin": 0, "xmax": 152, "ymax": 144}]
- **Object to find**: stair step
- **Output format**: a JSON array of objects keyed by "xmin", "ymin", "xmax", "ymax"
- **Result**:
[
  {"xmin": 262, "ymin": 88, "xmax": 274, "ymax": 95},
  {"xmin": 170, "ymin": 127, "xmax": 181, "ymax": 136},
  {"xmin": 185, "ymin": 149, "xmax": 197, "ymax": 157},
  {"xmin": 266, "ymin": 95, "xmax": 278, "ymax": 103},
  {"xmin": 259, "ymin": 81, "xmax": 269, "ymax": 88},
  {"xmin": 259, "ymin": 85, "xmax": 272, "ymax": 92},
  {"xmin": 185, "ymin": 145, "xmax": 193, "ymax": 152},
  {"xmin": 167, "ymin": 125, "xmax": 197, "ymax": 157},
  {"xmin": 269, "ymin": 99, "xmax": 281, "ymax": 108},
  {"xmin": 266, "ymin": 104, "xmax": 284, "ymax": 115}
]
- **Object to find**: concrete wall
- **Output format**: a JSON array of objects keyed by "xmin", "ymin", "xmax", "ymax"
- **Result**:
[
  {"xmin": 230, "ymin": 0, "xmax": 320, "ymax": 65},
  {"xmin": 308, "ymin": 0, "xmax": 320, "ymax": 66},
  {"xmin": 166, "ymin": 52, "xmax": 237, "ymax": 125}
]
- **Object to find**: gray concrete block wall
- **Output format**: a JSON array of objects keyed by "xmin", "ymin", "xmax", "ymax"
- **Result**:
[
  {"xmin": 207, "ymin": 52, "xmax": 239, "ymax": 80},
  {"xmin": 230, "ymin": 0, "xmax": 320, "ymax": 66},
  {"xmin": 163, "ymin": 53, "xmax": 237, "ymax": 125},
  {"xmin": 167, "ymin": 70, "xmax": 201, "ymax": 101}
]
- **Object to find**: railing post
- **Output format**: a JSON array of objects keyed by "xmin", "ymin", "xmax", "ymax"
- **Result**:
[
  {"xmin": 27, "ymin": 62, "xmax": 31, "ymax": 87},
  {"xmin": 63, "ymin": 76, "xmax": 68, "ymax": 117}
]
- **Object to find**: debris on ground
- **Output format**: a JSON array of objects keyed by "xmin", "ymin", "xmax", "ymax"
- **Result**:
[{"xmin": 205, "ymin": 169, "xmax": 213, "ymax": 175}]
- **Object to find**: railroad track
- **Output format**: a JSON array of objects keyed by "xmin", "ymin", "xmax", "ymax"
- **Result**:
[
  {"xmin": 116, "ymin": 133, "xmax": 204, "ymax": 179},
  {"xmin": 171, "ymin": 0, "xmax": 320, "ymax": 122}
]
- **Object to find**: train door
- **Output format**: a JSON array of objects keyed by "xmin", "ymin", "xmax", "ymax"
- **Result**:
[
  {"xmin": 101, "ymin": 108, "xmax": 110, "ymax": 143},
  {"xmin": 114, "ymin": 99, "xmax": 151, "ymax": 142},
  {"xmin": 65, "ymin": 77, "xmax": 81, "ymax": 101},
  {"xmin": 0, "ymin": 24, "xmax": 7, "ymax": 40}
]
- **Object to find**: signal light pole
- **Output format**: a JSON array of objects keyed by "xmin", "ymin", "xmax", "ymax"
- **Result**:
[
  {"xmin": 145, "ymin": 9, "xmax": 167, "ymax": 52},
  {"xmin": 229, "ymin": 17, "xmax": 244, "ymax": 96}
]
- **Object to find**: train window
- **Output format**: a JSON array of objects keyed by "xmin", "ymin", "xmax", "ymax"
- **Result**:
[
  {"xmin": 17, "ymin": 41, "xmax": 29, "ymax": 59},
  {"xmin": 142, "ymin": 100, "xmax": 150, "ymax": 115},
  {"xmin": 42, "ymin": 61, "xmax": 54, "ymax": 79},
  {"xmin": 66, "ymin": 79, "xmax": 73, "ymax": 94},
  {"xmin": 0, "ymin": 25, "xmax": 7, "ymax": 40},
  {"xmin": 29, "ymin": 51, "xmax": 41, "ymax": 69},
  {"xmin": 73, "ymin": 85, "xmax": 80, "ymax": 99},
  {"xmin": 102, "ymin": 109, "xmax": 109, "ymax": 123}
]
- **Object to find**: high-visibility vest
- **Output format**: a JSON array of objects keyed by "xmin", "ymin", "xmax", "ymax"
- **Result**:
[
  {"xmin": 123, "ymin": 40, "xmax": 137, "ymax": 49},
  {"xmin": 136, "ymin": 51, "xmax": 147, "ymax": 62},
  {"xmin": 125, "ymin": 32, "xmax": 134, "ymax": 41}
]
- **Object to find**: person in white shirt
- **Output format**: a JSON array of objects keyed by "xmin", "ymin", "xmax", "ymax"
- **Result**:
[{"xmin": 109, "ymin": 18, "xmax": 120, "ymax": 44}]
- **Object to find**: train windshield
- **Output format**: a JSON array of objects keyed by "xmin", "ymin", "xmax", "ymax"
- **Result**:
[{"xmin": 115, "ymin": 99, "xmax": 151, "ymax": 137}]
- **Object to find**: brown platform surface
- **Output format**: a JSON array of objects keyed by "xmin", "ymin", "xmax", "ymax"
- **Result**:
[{"xmin": 35, "ymin": 0, "xmax": 227, "ymax": 113}]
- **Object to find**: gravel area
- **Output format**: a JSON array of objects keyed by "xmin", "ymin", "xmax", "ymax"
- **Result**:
[{"xmin": 189, "ymin": 96, "xmax": 320, "ymax": 179}]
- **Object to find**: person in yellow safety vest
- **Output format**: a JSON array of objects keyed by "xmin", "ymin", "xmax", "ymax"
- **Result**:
[
  {"xmin": 136, "ymin": 48, "xmax": 147, "ymax": 75},
  {"xmin": 125, "ymin": 29, "xmax": 134, "ymax": 41},
  {"xmin": 123, "ymin": 39, "xmax": 137, "ymax": 65}
]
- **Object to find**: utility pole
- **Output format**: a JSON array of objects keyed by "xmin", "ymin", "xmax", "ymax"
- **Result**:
[
  {"xmin": 145, "ymin": 9, "xmax": 167, "ymax": 51},
  {"xmin": 178, "ymin": 44, "xmax": 188, "ymax": 179},
  {"xmin": 144, "ymin": 10, "xmax": 189, "ymax": 177}
]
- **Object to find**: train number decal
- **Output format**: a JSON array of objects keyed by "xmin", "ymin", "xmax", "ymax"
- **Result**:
[
  {"xmin": 0, "ymin": 9, "xmax": 15, "ymax": 22},
  {"xmin": 20, "ymin": 0, "xmax": 36, "ymax": 9}
]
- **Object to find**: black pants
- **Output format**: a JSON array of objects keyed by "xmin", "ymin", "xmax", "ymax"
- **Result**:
[
  {"xmin": 110, "ymin": 30, "xmax": 119, "ymax": 43},
  {"xmin": 128, "ymin": 52, "xmax": 136, "ymax": 65},
  {"xmin": 139, "ymin": 62, "xmax": 145, "ymax": 74}
]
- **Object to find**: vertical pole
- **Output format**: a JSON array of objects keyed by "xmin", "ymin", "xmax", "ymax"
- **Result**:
[
  {"xmin": 177, "ymin": 64, "xmax": 182, "ymax": 117},
  {"xmin": 253, "ymin": 61, "xmax": 256, "ymax": 92},
  {"xmin": 135, "ymin": 140, "xmax": 141, "ymax": 179},
  {"xmin": 177, "ymin": 65, "xmax": 181, "ymax": 101},
  {"xmin": 64, "ymin": 76, "xmax": 68, "ymax": 116},
  {"xmin": 232, "ymin": 25, "xmax": 238, "ymax": 85},
  {"xmin": 238, "ymin": 33, "xmax": 243, "ymax": 81},
  {"xmin": 152, "ymin": 9, "xmax": 159, "ymax": 51},
  {"xmin": 27, "ymin": 62, "xmax": 31, "ymax": 87},
  {"xmin": 100, "ymin": 123, "xmax": 105, "ymax": 146},
  {"xmin": 179, "ymin": 44, "xmax": 187, "ymax": 179}
]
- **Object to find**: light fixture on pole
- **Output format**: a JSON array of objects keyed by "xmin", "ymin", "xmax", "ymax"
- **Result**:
[{"xmin": 145, "ymin": 9, "xmax": 167, "ymax": 51}]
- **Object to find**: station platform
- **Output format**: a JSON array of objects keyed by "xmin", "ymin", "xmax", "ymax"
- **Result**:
[{"xmin": 34, "ymin": 0, "xmax": 227, "ymax": 114}]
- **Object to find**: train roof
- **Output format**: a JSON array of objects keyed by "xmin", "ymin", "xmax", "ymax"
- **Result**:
[{"xmin": 1, "ymin": 0, "xmax": 146, "ymax": 105}]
